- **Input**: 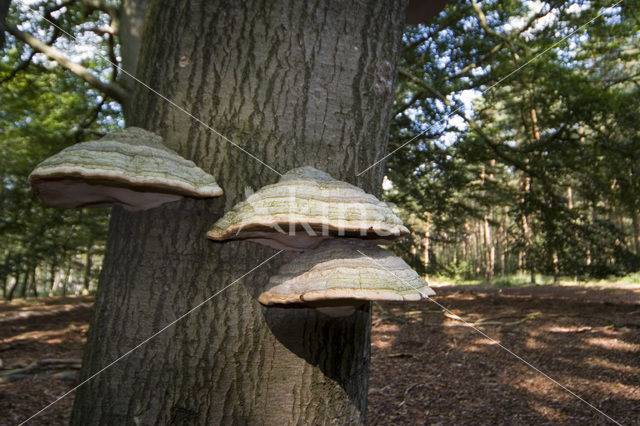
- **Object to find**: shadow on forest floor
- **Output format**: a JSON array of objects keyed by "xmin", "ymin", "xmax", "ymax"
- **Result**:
[
  {"xmin": 0, "ymin": 288, "xmax": 639, "ymax": 425},
  {"xmin": 368, "ymin": 285, "xmax": 640, "ymax": 425}
]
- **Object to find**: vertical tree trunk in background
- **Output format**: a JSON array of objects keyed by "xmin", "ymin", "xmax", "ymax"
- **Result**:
[
  {"xmin": 48, "ymin": 262, "xmax": 56, "ymax": 294},
  {"xmin": 117, "ymin": 0, "xmax": 145, "ymax": 115},
  {"xmin": 424, "ymin": 213, "xmax": 431, "ymax": 280},
  {"xmin": 463, "ymin": 220, "xmax": 470, "ymax": 265},
  {"xmin": 83, "ymin": 245, "xmax": 93, "ymax": 291},
  {"xmin": 474, "ymin": 222, "xmax": 482, "ymax": 275},
  {"xmin": 521, "ymin": 174, "xmax": 535, "ymax": 285},
  {"xmin": 19, "ymin": 267, "xmax": 28, "ymax": 298},
  {"xmin": 61, "ymin": 261, "xmax": 71, "ymax": 297},
  {"xmin": 72, "ymin": 1, "xmax": 407, "ymax": 424},
  {"xmin": 632, "ymin": 210, "xmax": 640, "ymax": 255},
  {"xmin": 7, "ymin": 269, "xmax": 19, "ymax": 301},
  {"xmin": 525, "ymin": 108, "xmax": 541, "ymax": 286},
  {"xmin": 499, "ymin": 206, "xmax": 507, "ymax": 277},
  {"xmin": 483, "ymin": 213, "xmax": 494, "ymax": 284},
  {"xmin": 29, "ymin": 267, "xmax": 38, "ymax": 297}
]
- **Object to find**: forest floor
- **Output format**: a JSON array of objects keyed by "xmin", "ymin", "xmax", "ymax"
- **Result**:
[{"xmin": 1, "ymin": 284, "xmax": 639, "ymax": 425}]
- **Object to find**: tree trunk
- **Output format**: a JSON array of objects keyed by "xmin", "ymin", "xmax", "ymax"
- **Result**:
[
  {"xmin": 463, "ymin": 220, "xmax": 470, "ymax": 269},
  {"xmin": 83, "ymin": 245, "xmax": 93, "ymax": 291},
  {"xmin": 117, "ymin": 0, "xmax": 145, "ymax": 114},
  {"xmin": 19, "ymin": 266, "xmax": 29, "ymax": 298},
  {"xmin": 521, "ymin": 174, "xmax": 535, "ymax": 285},
  {"xmin": 500, "ymin": 206, "xmax": 507, "ymax": 277},
  {"xmin": 49, "ymin": 261, "xmax": 56, "ymax": 294},
  {"xmin": 483, "ymin": 212, "xmax": 494, "ymax": 284},
  {"xmin": 72, "ymin": 1, "xmax": 407, "ymax": 424},
  {"xmin": 423, "ymin": 213, "xmax": 431, "ymax": 280},
  {"xmin": 632, "ymin": 209, "xmax": 640, "ymax": 256},
  {"xmin": 474, "ymin": 221, "xmax": 482, "ymax": 275},
  {"xmin": 7, "ymin": 269, "xmax": 19, "ymax": 301},
  {"xmin": 61, "ymin": 261, "xmax": 71, "ymax": 297},
  {"xmin": 30, "ymin": 266, "xmax": 38, "ymax": 297}
]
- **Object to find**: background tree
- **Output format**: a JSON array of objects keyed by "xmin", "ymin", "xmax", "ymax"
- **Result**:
[
  {"xmin": 4, "ymin": 0, "xmax": 440, "ymax": 423},
  {"xmin": 3, "ymin": 0, "xmax": 640, "ymax": 421},
  {"xmin": 0, "ymin": 12, "xmax": 113, "ymax": 299},
  {"xmin": 387, "ymin": 0, "xmax": 640, "ymax": 283}
]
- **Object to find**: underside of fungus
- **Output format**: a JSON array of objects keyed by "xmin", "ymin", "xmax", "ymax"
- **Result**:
[
  {"xmin": 259, "ymin": 239, "xmax": 435, "ymax": 315},
  {"xmin": 29, "ymin": 127, "xmax": 223, "ymax": 211},
  {"xmin": 207, "ymin": 166, "xmax": 409, "ymax": 250}
]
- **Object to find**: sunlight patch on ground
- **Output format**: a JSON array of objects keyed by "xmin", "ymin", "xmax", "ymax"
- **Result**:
[
  {"xmin": 371, "ymin": 324, "xmax": 400, "ymax": 349},
  {"xmin": 572, "ymin": 377, "xmax": 640, "ymax": 400},
  {"xmin": 546, "ymin": 325, "xmax": 592, "ymax": 333},
  {"xmin": 461, "ymin": 337, "xmax": 500, "ymax": 352},
  {"xmin": 525, "ymin": 335, "xmax": 548, "ymax": 350},
  {"xmin": 513, "ymin": 374, "xmax": 566, "ymax": 399},
  {"xmin": 1, "ymin": 328, "xmax": 74, "ymax": 344},
  {"xmin": 584, "ymin": 357, "xmax": 640, "ymax": 374},
  {"xmin": 527, "ymin": 401, "xmax": 568, "ymax": 423},
  {"xmin": 585, "ymin": 337, "xmax": 640, "ymax": 352}
]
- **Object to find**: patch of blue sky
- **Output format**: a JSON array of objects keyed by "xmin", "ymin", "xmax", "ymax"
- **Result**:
[{"xmin": 13, "ymin": 1, "xmax": 115, "ymax": 75}]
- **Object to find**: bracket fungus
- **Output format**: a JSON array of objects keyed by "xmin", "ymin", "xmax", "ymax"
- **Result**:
[
  {"xmin": 259, "ymin": 239, "xmax": 435, "ymax": 316},
  {"xmin": 29, "ymin": 127, "xmax": 223, "ymax": 211},
  {"xmin": 207, "ymin": 166, "xmax": 409, "ymax": 250}
]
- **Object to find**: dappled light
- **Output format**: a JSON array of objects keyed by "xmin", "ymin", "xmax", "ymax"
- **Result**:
[
  {"xmin": 2, "ymin": 0, "xmax": 640, "ymax": 423},
  {"xmin": 368, "ymin": 285, "xmax": 640, "ymax": 424},
  {"xmin": 585, "ymin": 337, "xmax": 640, "ymax": 352}
]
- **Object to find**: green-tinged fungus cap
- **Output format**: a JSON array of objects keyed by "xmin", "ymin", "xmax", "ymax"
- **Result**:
[
  {"xmin": 29, "ymin": 127, "xmax": 223, "ymax": 211},
  {"xmin": 207, "ymin": 166, "xmax": 409, "ymax": 250},
  {"xmin": 259, "ymin": 239, "xmax": 434, "ymax": 310}
]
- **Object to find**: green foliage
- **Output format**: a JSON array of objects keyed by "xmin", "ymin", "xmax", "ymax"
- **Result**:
[
  {"xmin": 388, "ymin": 0, "xmax": 640, "ymax": 283},
  {"xmin": 1, "ymin": 3, "xmax": 121, "ymax": 298}
]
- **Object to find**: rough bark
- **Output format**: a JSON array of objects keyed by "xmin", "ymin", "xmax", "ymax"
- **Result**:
[
  {"xmin": 117, "ymin": 0, "xmax": 145, "ymax": 114},
  {"xmin": 71, "ymin": 1, "xmax": 407, "ymax": 424}
]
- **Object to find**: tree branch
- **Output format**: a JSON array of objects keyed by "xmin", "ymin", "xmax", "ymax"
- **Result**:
[
  {"xmin": 71, "ymin": 98, "xmax": 106, "ymax": 142},
  {"xmin": 5, "ymin": 23, "xmax": 128, "ymax": 103},
  {"xmin": 79, "ymin": 0, "xmax": 119, "ymax": 23},
  {"xmin": 1, "ymin": 18, "xmax": 63, "ymax": 85},
  {"xmin": 0, "ymin": 50, "xmax": 37, "ymax": 85},
  {"xmin": 399, "ymin": 68, "xmax": 544, "ymax": 180},
  {"xmin": 471, "ymin": 0, "xmax": 521, "ymax": 61},
  {"xmin": 443, "ymin": 41, "xmax": 504, "ymax": 82}
]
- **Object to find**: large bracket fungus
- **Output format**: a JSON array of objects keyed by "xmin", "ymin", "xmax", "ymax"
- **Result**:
[
  {"xmin": 207, "ymin": 166, "xmax": 409, "ymax": 250},
  {"xmin": 29, "ymin": 127, "xmax": 223, "ymax": 211},
  {"xmin": 259, "ymin": 239, "xmax": 435, "ymax": 316}
]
